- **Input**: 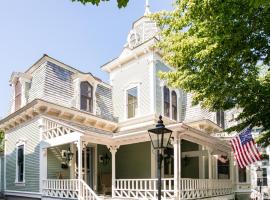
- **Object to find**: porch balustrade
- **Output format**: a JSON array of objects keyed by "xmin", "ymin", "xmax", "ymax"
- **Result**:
[
  {"xmin": 114, "ymin": 178, "xmax": 233, "ymax": 199},
  {"xmin": 42, "ymin": 179, "xmax": 100, "ymax": 200},
  {"xmin": 114, "ymin": 178, "xmax": 174, "ymax": 199},
  {"xmin": 179, "ymin": 178, "xmax": 233, "ymax": 199}
]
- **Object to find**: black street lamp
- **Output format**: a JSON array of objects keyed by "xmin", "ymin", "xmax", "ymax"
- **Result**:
[
  {"xmin": 148, "ymin": 115, "xmax": 172, "ymax": 200},
  {"xmin": 256, "ymin": 166, "xmax": 263, "ymax": 198}
]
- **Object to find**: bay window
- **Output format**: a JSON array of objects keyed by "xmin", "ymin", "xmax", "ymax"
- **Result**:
[
  {"xmin": 171, "ymin": 91, "xmax": 177, "ymax": 120},
  {"xmin": 163, "ymin": 86, "xmax": 170, "ymax": 117}
]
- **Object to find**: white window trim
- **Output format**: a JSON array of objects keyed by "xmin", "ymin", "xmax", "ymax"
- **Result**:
[
  {"xmin": 124, "ymin": 83, "xmax": 141, "ymax": 120},
  {"xmin": 161, "ymin": 85, "xmax": 180, "ymax": 121},
  {"xmin": 74, "ymin": 78, "xmax": 97, "ymax": 115},
  {"xmin": 15, "ymin": 140, "xmax": 26, "ymax": 185}
]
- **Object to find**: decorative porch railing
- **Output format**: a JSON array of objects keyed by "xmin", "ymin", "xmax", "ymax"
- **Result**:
[
  {"xmin": 42, "ymin": 179, "xmax": 100, "ymax": 200},
  {"xmin": 114, "ymin": 178, "xmax": 233, "ymax": 200},
  {"xmin": 114, "ymin": 178, "xmax": 174, "ymax": 199},
  {"xmin": 179, "ymin": 178, "xmax": 233, "ymax": 199}
]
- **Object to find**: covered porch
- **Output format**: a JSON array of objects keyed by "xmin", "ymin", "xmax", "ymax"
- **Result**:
[{"xmin": 39, "ymin": 116, "xmax": 234, "ymax": 200}]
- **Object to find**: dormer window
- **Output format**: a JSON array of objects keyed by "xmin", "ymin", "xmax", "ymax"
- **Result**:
[
  {"xmin": 80, "ymin": 81, "xmax": 93, "ymax": 113},
  {"xmin": 172, "ymin": 91, "xmax": 177, "ymax": 121},
  {"xmin": 164, "ymin": 86, "xmax": 170, "ymax": 117},
  {"xmin": 15, "ymin": 80, "xmax": 22, "ymax": 111},
  {"xmin": 127, "ymin": 87, "xmax": 138, "ymax": 118}
]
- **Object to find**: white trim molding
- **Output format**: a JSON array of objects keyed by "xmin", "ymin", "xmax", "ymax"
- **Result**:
[{"xmin": 15, "ymin": 140, "xmax": 26, "ymax": 185}]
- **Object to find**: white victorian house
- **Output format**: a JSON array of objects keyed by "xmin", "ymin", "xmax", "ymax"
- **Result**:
[{"xmin": 0, "ymin": 3, "xmax": 265, "ymax": 200}]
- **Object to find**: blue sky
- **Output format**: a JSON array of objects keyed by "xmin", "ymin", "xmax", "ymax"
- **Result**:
[{"xmin": 0, "ymin": 0, "xmax": 173, "ymax": 118}]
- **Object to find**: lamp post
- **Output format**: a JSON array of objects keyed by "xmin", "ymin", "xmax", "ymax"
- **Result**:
[
  {"xmin": 256, "ymin": 166, "xmax": 263, "ymax": 199},
  {"xmin": 148, "ymin": 115, "xmax": 172, "ymax": 200}
]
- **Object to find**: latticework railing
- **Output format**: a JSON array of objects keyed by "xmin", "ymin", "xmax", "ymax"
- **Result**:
[
  {"xmin": 179, "ymin": 178, "xmax": 233, "ymax": 199},
  {"xmin": 114, "ymin": 178, "xmax": 174, "ymax": 199},
  {"xmin": 42, "ymin": 179, "xmax": 100, "ymax": 200},
  {"xmin": 43, "ymin": 119, "xmax": 74, "ymax": 140}
]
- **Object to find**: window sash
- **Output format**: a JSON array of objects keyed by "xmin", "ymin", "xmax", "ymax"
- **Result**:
[
  {"xmin": 171, "ymin": 91, "xmax": 177, "ymax": 120},
  {"xmin": 164, "ymin": 87, "xmax": 170, "ymax": 117},
  {"xmin": 127, "ymin": 87, "xmax": 138, "ymax": 118},
  {"xmin": 80, "ymin": 82, "xmax": 93, "ymax": 113},
  {"xmin": 17, "ymin": 145, "xmax": 24, "ymax": 182}
]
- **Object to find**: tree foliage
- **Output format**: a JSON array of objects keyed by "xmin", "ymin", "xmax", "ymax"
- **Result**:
[
  {"xmin": 152, "ymin": 0, "xmax": 270, "ymax": 146},
  {"xmin": 71, "ymin": 0, "xmax": 129, "ymax": 8}
]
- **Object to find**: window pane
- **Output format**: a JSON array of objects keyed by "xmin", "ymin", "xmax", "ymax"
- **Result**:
[
  {"xmin": 127, "ymin": 87, "xmax": 138, "ymax": 118},
  {"xmin": 216, "ymin": 111, "xmax": 225, "ymax": 128},
  {"xmin": 172, "ymin": 91, "xmax": 177, "ymax": 120},
  {"xmin": 17, "ymin": 145, "xmax": 24, "ymax": 182},
  {"xmin": 80, "ymin": 82, "xmax": 93, "ymax": 112},
  {"xmin": 164, "ymin": 87, "xmax": 170, "ymax": 117},
  {"xmin": 239, "ymin": 168, "xmax": 246, "ymax": 182},
  {"xmin": 218, "ymin": 157, "xmax": 230, "ymax": 179}
]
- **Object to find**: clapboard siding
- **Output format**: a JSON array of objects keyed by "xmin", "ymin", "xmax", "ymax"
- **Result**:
[
  {"xmin": 5, "ymin": 118, "xmax": 40, "ymax": 193},
  {"xmin": 96, "ymin": 84, "xmax": 114, "ymax": 121},
  {"xmin": 0, "ymin": 156, "xmax": 4, "ymax": 192},
  {"xmin": 43, "ymin": 62, "xmax": 74, "ymax": 107},
  {"xmin": 155, "ymin": 60, "xmax": 185, "ymax": 122},
  {"xmin": 184, "ymin": 93, "xmax": 215, "ymax": 122},
  {"xmin": 47, "ymin": 145, "xmax": 70, "ymax": 179},
  {"xmin": 28, "ymin": 64, "xmax": 46, "ymax": 102},
  {"xmin": 110, "ymin": 54, "xmax": 151, "ymax": 122}
]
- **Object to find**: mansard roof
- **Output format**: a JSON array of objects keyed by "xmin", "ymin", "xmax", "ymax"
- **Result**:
[{"xmin": 22, "ymin": 54, "xmax": 109, "ymax": 87}]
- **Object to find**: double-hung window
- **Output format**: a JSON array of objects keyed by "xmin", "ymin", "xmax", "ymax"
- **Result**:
[
  {"xmin": 163, "ymin": 86, "xmax": 170, "ymax": 118},
  {"xmin": 127, "ymin": 87, "xmax": 138, "ymax": 119},
  {"xmin": 16, "ymin": 144, "xmax": 25, "ymax": 183},
  {"xmin": 80, "ymin": 81, "xmax": 93, "ymax": 113},
  {"xmin": 171, "ymin": 91, "xmax": 177, "ymax": 120}
]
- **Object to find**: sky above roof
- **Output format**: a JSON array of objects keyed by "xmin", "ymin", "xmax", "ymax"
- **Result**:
[{"xmin": 0, "ymin": 0, "xmax": 173, "ymax": 118}]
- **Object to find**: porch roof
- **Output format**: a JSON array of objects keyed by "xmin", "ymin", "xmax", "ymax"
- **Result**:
[{"xmin": 43, "ymin": 116, "xmax": 231, "ymax": 155}]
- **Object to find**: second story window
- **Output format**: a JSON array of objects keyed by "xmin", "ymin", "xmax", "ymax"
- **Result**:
[
  {"xmin": 80, "ymin": 81, "xmax": 93, "ymax": 113},
  {"xmin": 216, "ymin": 110, "xmax": 225, "ymax": 128},
  {"xmin": 15, "ymin": 81, "xmax": 22, "ymax": 111},
  {"xmin": 164, "ymin": 86, "xmax": 170, "ymax": 117},
  {"xmin": 172, "ymin": 91, "xmax": 177, "ymax": 120},
  {"xmin": 127, "ymin": 87, "xmax": 138, "ymax": 118}
]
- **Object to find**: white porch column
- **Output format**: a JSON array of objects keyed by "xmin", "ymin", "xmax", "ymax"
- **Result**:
[
  {"xmin": 70, "ymin": 143, "xmax": 76, "ymax": 179},
  {"xmin": 39, "ymin": 118, "xmax": 48, "ymax": 193},
  {"xmin": 84, "ymin": 144, "xmax": 87, "ymax": 182},
  {"xmin": 173, "ymin": 136, "xmax": 180, "ymax": 199},
  {"xmin": 108, "ymin": 145, "xmax": 119, "ymax": 198},
  {"xmin": 77, "ymin": 140, "xmax": 83, "ymax": 181},
  {"xmin": 229, "ymin": 152, "xmax": 234, "ymax": 182},
  {"xmin": 208, "ymin": 150, "xmax": 212, "ymax": 179}
]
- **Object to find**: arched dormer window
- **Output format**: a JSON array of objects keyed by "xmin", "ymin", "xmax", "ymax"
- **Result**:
[
  {"xmin": 80, "ymin": 81, "xmax": 93, "ymax": 113},
  {"xmin": 164, "ymin": 86, "xmax": 170, "ymax": 117},
  {"xmin": 172, "ymin": 91, "xmax": 177, "ymax": 121},
  {"xmin": 15, "ymin": 80, "xmax": 22, "ymax": 111}
]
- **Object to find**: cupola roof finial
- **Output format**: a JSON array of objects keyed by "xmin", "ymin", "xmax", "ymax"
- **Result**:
[{"xmin": 144, "ymin": 0, "xmax": 151, "ymax": 15}]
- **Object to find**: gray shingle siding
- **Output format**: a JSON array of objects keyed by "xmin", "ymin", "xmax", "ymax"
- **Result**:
[
  {"xmin": 96, "ymin": 84, "xmax": 114, "ymax": 121},
  {"xmin": 43, "ymin": 62, "xmax": 74, "ymax": 107},
  {"xmin": 5, "ymin": 118, "xmax": 40, "ymax": 193}
]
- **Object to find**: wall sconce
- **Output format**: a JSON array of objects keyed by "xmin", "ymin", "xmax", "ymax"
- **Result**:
[
  {"xmin": 99, "ymin": 153, "xmax": 110, "ymax": 165},
  {"xmin": 61, "ymin": 148, "xmax": 74, "ymax": 168}
]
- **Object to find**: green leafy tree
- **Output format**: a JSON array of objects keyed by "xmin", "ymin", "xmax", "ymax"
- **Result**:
[
  {"xmin": 71, "ymin": 0, "xmax": 129, "ymax": 8},
  {"xmin": 152, "ymin": 0, "xmax": 270, "ymax": 146}
]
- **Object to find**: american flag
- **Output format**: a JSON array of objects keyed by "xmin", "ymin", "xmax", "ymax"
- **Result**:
[{"xmin": 230, "ymin": 127, "xmax": 262, "ymax": 168}]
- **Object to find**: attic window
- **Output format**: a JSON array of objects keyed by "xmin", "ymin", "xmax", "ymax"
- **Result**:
[
  {"xmin": 80, "ymin": 81, "xmax": 93, "ymax": 113},
  {"xmin": 15, "ymin": 80, "xmax": 22, "ymax": 111}
]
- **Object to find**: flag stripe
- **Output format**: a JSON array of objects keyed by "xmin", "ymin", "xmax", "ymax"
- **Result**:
[{"xmin": 229, "ymin": 128, "xmax": 261, "ymax": 169}]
